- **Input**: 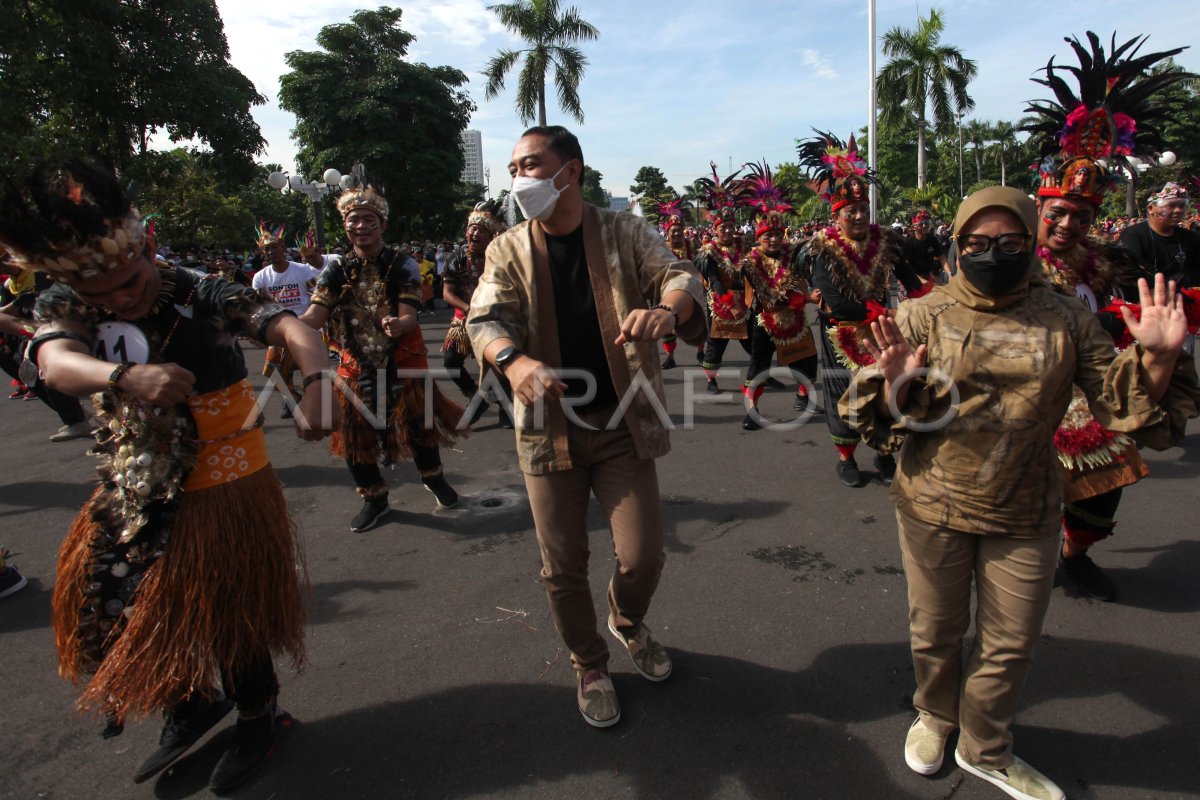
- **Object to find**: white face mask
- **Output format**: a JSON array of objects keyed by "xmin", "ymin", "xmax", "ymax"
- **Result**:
[{"xmin": 511, "ymin": 163, "xmax": 569, "ymax": 221}]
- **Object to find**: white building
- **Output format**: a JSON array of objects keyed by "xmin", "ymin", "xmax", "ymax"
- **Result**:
[{"xmin": 460, "ymin": 129, "xmax": 485, "ymax": 187}]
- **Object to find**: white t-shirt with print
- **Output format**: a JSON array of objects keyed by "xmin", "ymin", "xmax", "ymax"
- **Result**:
[{"xmin": 252, "ymin": 261, "xmax": 323, "ymax": 314}]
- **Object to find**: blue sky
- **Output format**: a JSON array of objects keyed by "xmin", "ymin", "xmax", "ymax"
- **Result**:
[{"xmin": 210, "ymin": 0, "xmax": 1200, "ymax": 199}]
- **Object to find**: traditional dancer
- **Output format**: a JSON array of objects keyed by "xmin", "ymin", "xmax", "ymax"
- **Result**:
[
  {"xmin": 694, "ymin": 164, "xmax": 751, "ymax": 395},
  {"xmin": 0, "ymin": 160, "xmax": 339, "ymax": 791},
  {"xmin": 797, "ymin": 131, "xmax": 921, "ymax": 486},
  {"xmin": 1023, "ymin": 32, "xmax": 1197, "ymax": 601},
  {"xmin": 657, "ymin": 199, "xmax": 697, "ymax": 369},
  {"xmin": 299, "ymin": 178, "xmax": 462, "ymax": 532},
  {"xmin": 736, "ymin": 162, "xmax": 820, "ymax": 430},
  {"xmin": 442, "ymin": 200, "xmax": 513, "ymax": 428}
]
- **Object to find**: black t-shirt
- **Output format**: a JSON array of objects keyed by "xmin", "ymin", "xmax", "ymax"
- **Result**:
[
  {"xmin": 902, "ymin": 234, "xmax": 944, "ymax": 279},
  {"xmin": 545, "ymin": 226, "xmax": 618, "ymax": 411},
  {"xmin": 1118, "ymin": 222, "xmax": 1200, "ymax": 288}
]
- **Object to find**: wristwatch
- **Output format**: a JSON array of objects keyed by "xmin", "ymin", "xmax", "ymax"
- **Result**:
[{"xmin": 494, "ymin": 345, "xmax": 522, "ymax": 375}]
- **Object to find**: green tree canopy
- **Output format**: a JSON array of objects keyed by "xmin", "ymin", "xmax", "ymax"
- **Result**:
[
  {"xmin": 1, "ymin": 0, "xmax": 265, "ymax": 178},
  {"xmin": 877, "ymin": 7, "xmax": 976, "ymax": 189},
  {"xmin": 278, "ymin": 7, "xmax": 476, "ymax": 241},
  {"xmin": 482, "ymin": 0, "xmax": 599, "ymax": 126},
  {"xmin": 630, "ymin": 166, "xmax": 677, "ymax": 221},
  {"xmin": 581, "ymin": 166, "xmax": 607, "ymax": 206}
]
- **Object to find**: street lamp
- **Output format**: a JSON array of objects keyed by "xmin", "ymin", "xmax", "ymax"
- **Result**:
[{"xmin": 265, "ymin": 168, "xmax": 347, "ymax": 250}]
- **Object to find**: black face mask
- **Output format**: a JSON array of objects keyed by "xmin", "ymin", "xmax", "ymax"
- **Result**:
[{"xmin": 958, "ymin": 249, "xmax": 1031, "ymax": 296}]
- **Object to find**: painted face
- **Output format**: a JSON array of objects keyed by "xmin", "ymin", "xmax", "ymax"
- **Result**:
[
  {"xmin": 72, "ymin": 252, "xmax": 162, "ymax": 321},
  {"xmin": 716, "ymin": 221, "xmax": 736, "ymax": 246},
  {"xmin": 466, "ymin": 223, "xmax": 494, "ymax": 256},
  {"xmin": 837, "ymin": 202, "xmax": 871, "ymax": 241},
  {"xmin": 344, "ymin": 208, "xmax": 385, "ymax": 251},
  {"xmin": 666, "ymin": 225, "xmax": 684, "ymax": 247},
  {"xmin": 1038, "ymin": 197, "xmax": 1094, "ymax": 253},
  {"xmin": 758, "ymin": 229, "xmax": 784, "ymax": 255},
  {"xmin": 1150, "ymin": 199, "xmax": 1189, "ymax": 225}
]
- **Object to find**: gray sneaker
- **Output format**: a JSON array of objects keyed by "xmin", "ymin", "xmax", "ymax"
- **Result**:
[
  {"xmin": 904, "ymin": 716, "xmax": 948, "ymax": 775},
  {"xmin": 607, "ymin": 615, "xmax": 672, "ymax": 681},
  {"xmin": 49, "ymin": 421, "xmax": 93, "ymax": 442},
  {"xmin": 576, "ymin": 669, "xmax": 620, "ymax": 728},
  {"xmin": 955, "ymin": 750, "xmax": 1065, "ymax": 800}
]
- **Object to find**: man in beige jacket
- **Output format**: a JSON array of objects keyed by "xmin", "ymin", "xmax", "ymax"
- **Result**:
[{"xmin": 467, "ymin": 126, "xmax": 705, "ymax": 728}]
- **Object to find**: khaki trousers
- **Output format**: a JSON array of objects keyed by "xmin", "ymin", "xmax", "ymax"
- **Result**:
[
  {"xmin": 897, "ymin": 509, "xmax": 1059, "ymax": 767},
  {"xmin": 523, "ymin": 417, "xmax": 666, "ymax": 672}
]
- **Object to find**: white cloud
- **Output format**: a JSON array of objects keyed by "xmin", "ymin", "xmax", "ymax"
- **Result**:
[{"xmin": 801, "ymin": 49, "xmax": 839, "ymax": 81}]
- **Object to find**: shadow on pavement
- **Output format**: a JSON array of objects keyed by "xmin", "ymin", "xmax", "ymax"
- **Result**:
[
  {"xmin": 0, "ymin": 480, "xmax": 92, "ymax": 513},
  {"xmin": 0, "ymin": 576, "xmax": 53, "ymax": 633},
  {"xmin": 308, "ymin": 579, "xmax": 420, "ymax": 626},
  {"xmin": 1084, "ymin": 539, "xmax": 1200, "ymax": 613}
]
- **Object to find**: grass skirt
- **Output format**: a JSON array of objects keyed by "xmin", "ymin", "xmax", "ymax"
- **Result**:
[{"xmin": 52, "ymin": 466, "xmax": 307, "ymax": 722}]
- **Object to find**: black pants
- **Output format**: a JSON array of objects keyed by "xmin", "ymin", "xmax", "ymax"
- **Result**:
[
  {"xmin": 701, "ymin": 335, "xmax": 752, "ymax": 372},
  {"xmin": 348, "ymin": 444, "xmax": 442, "ymax": 492},
  {"xmin": 815, "ymin": 317, "xmax": 860, "ymax": 445},
  {"xmin": 443, "ymin": 348, "xmax": 514, "ymax": 408},
  {"xmin": 744, "ymin": 320, "xmax": 818, "ymax": 388}
]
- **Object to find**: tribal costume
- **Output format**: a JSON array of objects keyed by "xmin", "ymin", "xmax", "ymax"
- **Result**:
[
  {"xmin": 0, "ymin": 161, "xmax": 318, "ymax": 789},
  {"xmin": 735, "ymin": 162, "xmax": 818, "ymax": 429},
  {"xmin": 694, "ymin": 164, "xmax": 751, "ymax": 392},
  {"xmin": 1023, "ymin": 32, "xmax": 1197, "ymax": 598},
  {"xmin": 657, "ymin": 200, "xmax": 696, "ymax": 368},
  {"xmin": 310, "ymin": 182, "xmax": 461, "ymax": 519},
  {"xmin": 797, "ymin": 132, "xmax": 921, "ymax": 482},
  {"xmin": 442, "ymin": 200, "xmax": 513, "ymax": 427}
]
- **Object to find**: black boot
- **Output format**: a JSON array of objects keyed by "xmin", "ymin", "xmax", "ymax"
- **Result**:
[
  {"xmin": 662, "ymin": 354, "xmax": 677, "ymax": 370},
  {"xmin": 350, "ymin": 494, "xmax": 389, "ymax": 532},
  {"xmin": 208, "ymin": 707, "xmax": 291, "ymax": 794},
  {"xmin": 134, "ymin": 693, "xmax": 235, "ymax": 783},
  {"xmin": 706, "ymin": 379, "xmax": 720, "ymax": 395},
  {"xmin": 873, "ymin": 452, "xmax": 896, "ymax": 486},
  {"xmin": 422, "ymin": 474, "xmax": 459, "ymax": 509},
  {"xmin": 1059, "ymin": 550, "xmax": 1117, "ymax": 601},
  {"xmin": 742, "ymin": 413, "xmax": 761, "ymax": 431}
]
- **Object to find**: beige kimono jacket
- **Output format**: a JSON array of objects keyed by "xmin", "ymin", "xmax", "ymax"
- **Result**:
[
  {"xmin": 466, "ymin": 204, "xmax": 706, "ymax": 475},
  {"xmin": 839, "ymin": 276, "xmax": 1200, "ymax": 536}
]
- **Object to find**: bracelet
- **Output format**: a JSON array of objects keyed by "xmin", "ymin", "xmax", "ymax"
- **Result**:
[
  {"xmin": 651, "ymin": 304, "xmax": 679, "ymax": 327},
  {"xmin": 301, "ymin": 371, "xmax": 328, "ymax": 391},
  {"xmin": 107, "ymin": 362, "xmax": 134, "ymax": 391}
]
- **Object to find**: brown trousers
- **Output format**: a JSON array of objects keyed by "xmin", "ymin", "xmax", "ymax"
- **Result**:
[
  {"xmin": 897, "ymin": 509, "xmax": 1059, "ymax": 768},
  {"xmin": 523, "ymin": 417, "xmax": 666, "ymax": 672}
]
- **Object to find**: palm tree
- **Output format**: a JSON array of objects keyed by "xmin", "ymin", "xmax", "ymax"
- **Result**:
[
  {"xmin": 877, "ymin": 7, "xmax": 977, "ymax": 189},
  {"xmin": 991, "ymin": 121, "xmax": 1018, "ymax": 186},
  {"xmin": 482, "ymin": 0, "xmax": 599, "ymax": 126},
  {"xmin": 963, "ymin": 118, "xmax": 990, "ymax": 184}
]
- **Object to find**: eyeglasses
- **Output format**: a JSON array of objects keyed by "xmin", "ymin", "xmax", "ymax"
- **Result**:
[{"xmin": 956, "ymin": 233, "xmax": 1032, "ymax": 256}]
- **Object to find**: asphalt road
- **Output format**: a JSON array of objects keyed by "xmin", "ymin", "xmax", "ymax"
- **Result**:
[{"xmin": 2, "ymin": 309, "xmax": 1199, "ymax": 800}]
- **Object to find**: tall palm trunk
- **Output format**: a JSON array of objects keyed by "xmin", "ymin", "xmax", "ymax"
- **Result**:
[
  {"xmin": 999, "ymin": 149, "xmax": 1007, "ymax": 186},
  {"xmin": 538, "ymin": 84, "xmax": 546, "ymax": 126},
  {"xmin": 973, "ymin": 148, "xmax": 981, "ymax": 183}
]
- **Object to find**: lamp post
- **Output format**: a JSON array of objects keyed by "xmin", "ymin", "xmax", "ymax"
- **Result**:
[{"xmin": 266, "ymin": 168, "xmax": 348, "ymax": 250}]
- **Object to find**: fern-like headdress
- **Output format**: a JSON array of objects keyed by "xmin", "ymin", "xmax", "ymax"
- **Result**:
[
  {"xmin": 796, "ymin": 131, "xmax": 874, "ymax": 213},
  {"xmin": 1022, "ymin": 32, "xmax": 1194, "ymax": 206}
]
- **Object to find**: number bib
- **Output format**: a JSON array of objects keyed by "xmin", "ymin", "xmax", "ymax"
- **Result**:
[{"xmin": 94, "ymin": 321, "xmax": 151, "ymax": 364}]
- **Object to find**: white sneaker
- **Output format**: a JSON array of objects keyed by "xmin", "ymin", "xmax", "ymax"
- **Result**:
[
  {"xmin": 955, "ymin": 750, "xmax": 1066, "ymax": 800},
  {"xmin": 49, "ymin": 421, "xmax": 93, "ymax": 442},
  {"xmin": 904, "ymin": 716, "xmax": 948, "ymax": 775}
]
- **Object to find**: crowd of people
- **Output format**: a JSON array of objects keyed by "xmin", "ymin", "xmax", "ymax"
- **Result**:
[{"xmin": 3, "ymin": 29, "xmax": 1200, "ymax": 800}]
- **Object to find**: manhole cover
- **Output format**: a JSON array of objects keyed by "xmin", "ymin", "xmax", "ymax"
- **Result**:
[{"xmin": 480, "ymin": 497, "xmax": 504, "ymax": 508}]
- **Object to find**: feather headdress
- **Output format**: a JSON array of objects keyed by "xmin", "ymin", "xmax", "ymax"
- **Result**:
[
  {"xmin": 255, "ymin": 221, "xmax": 285, "ymax": 250},
  {"xmin": 0, "ymin": 160, "xmax": 148, "ymax": 282},
  {"xmin": 796, "ymin": 131, "xmax": 874, "ymax": 213},
  {"xmin": 466, "ymin": 199, "xmax": 507, "ymax": 235},
  {"xmin": 336, "ymin": 163, "xmax": 389, "ymax": 222},
  {"xmin": 1022, "ymin": 32, "xmax": 1194, "ymax": 206},
  {"xmin": 296, "ymin": 229, "xmax": 320, "ymax": 258},
  {"xmin": 657, "ymin": 198, "xmax": 688, "ymax": 232},
  {"xmin": 740, "ymin": 161, "xmax": 792, "ymax": 236},
  {"xmin": 694, "ymin": 161, "xmax": 746, "ymax": 226}
]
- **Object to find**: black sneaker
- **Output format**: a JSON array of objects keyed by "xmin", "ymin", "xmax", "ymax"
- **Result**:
[
  {"xmin": 706, "ymin": 379, "xmax": 720, "ymax": 395},
  {"xmin": 1059, "ymin": 551, "xmax": 1117, "ymax": 602},
  {"xmin": 763, "ymin": 377, "xmax": 785, "ymax": 390},
  {"xmin": 873, "ymin": 453, "xmax": 896, "ymax": 486},
  {"xmin": 280, "ymin": 404, "xmax": 294, "ymax": 420},
  {"xmin": 836, "ymin": 459, "xmax": 863, "ymax": 488},
  {"xmin": 498, "ymin": 407, "xmax": 515, "ymax": 429},
  {"xmin": 208, "ymin": 709, "xmax": 291, "ymax": 795},
  {"xmin": 741, "ymin": 413, "xmax": 761, "ymax": 431},
  {"xmin": 793, "ymin": 393, "xmax": 810, "ymax": 412},
  {"xmin": 133, "ymin": 694, "xmax": 235, "ymax": 783},
  {"xmin": 464, "ymin": 400, "xmax": 490, "ymax": 427},
  {"xmin": 422, "ymin": 475, "xmax": 459, "ymax": 509},
  {"xmin": 662, "ymin": 355, "xmax": 677, "ymax": 370},
  {"xmin": 350, "ymin": 495, "xmax": 389, "ymax": 532}
]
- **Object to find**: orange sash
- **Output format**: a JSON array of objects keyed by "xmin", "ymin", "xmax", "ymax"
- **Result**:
[{"xmin": 183, "ymin": 379, "xmax": 269, "ymax": 490}]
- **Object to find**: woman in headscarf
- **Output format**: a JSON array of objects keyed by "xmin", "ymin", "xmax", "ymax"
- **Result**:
[{"xmin": 840, "ymin": 186, "xmax": 1199, "ymax": 800}]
